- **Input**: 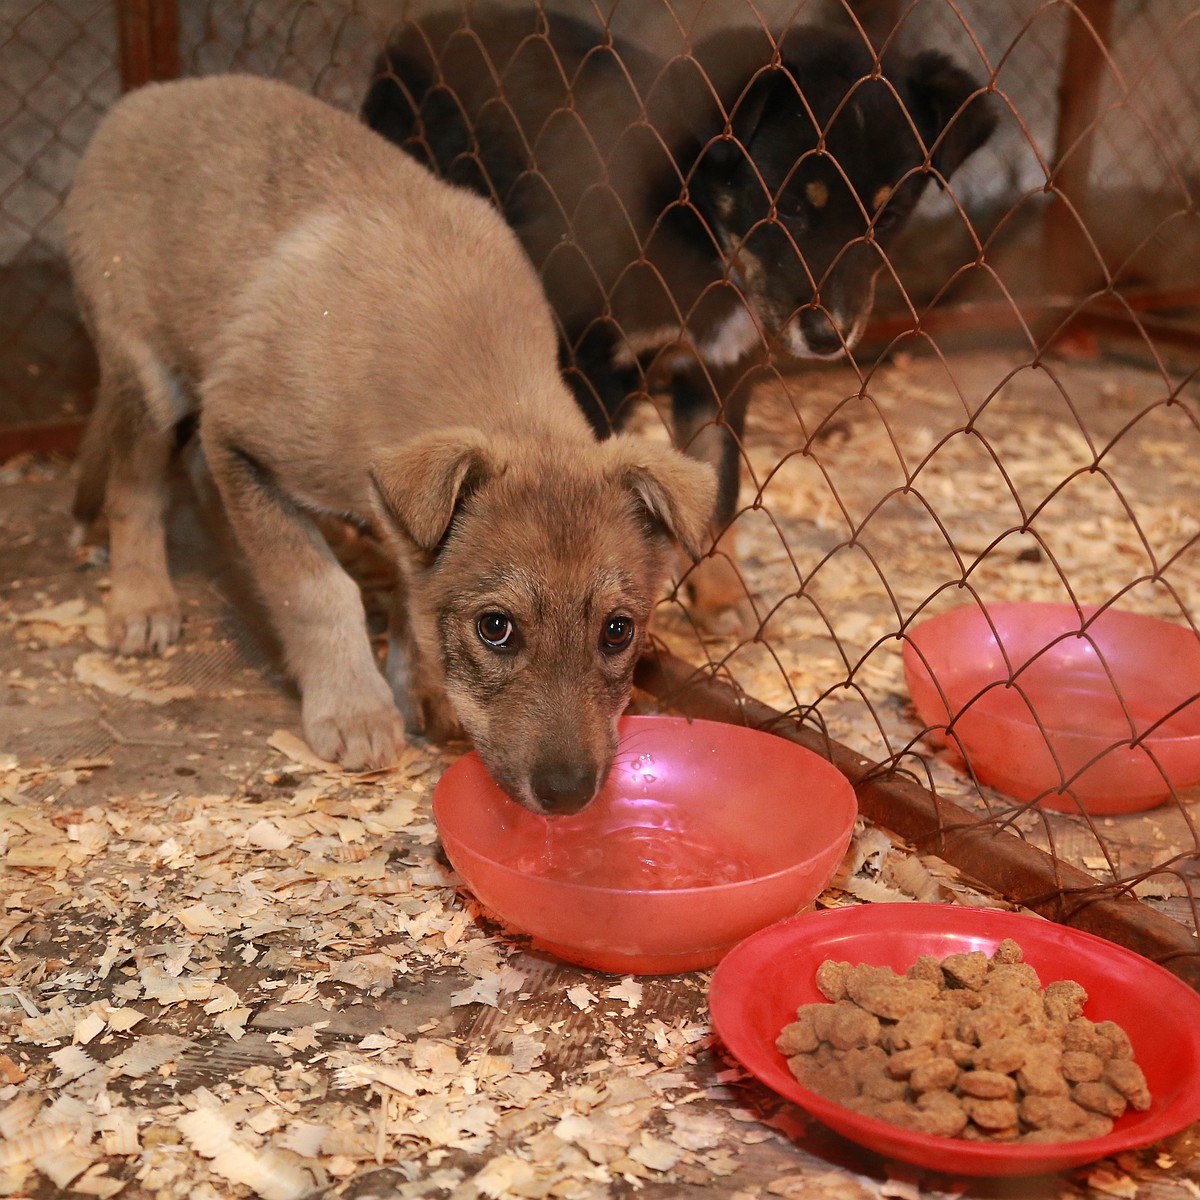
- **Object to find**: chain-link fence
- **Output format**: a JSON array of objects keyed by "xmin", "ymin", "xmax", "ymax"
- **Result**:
[{"xmin": 3, "ymin": 0, "xmax": 1199, "ymax": 977}]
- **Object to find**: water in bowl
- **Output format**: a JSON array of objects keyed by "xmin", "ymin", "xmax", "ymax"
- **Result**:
[{"xmin": 512, "ymin": 814, "xmax": 755, "ymax": 889}]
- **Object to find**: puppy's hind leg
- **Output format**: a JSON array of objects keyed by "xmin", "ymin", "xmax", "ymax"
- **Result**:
[
  {"xmin": 203, "ymin": 424, "xmax": 405, "ymax": 770},
  {"xmin": 89, "ymin": 359, "xmax": 183, "ymax": 655}
]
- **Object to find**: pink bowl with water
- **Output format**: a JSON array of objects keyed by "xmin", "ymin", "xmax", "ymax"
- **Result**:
[
  {"xmin": 433, "ymin": 715, "xmax": 858, "ymax": 974},
  {"xmin": 903, "ymin": 603, "xmax": 1200, "ymax": 812}
]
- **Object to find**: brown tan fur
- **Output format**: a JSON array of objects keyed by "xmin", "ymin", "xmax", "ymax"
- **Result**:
[{"xmin": 65, "ymin": 75, "xmax": 714, "ymax": 811}]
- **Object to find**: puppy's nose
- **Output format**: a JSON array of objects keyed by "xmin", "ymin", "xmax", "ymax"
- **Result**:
[
  {"xmin": 799, "ymin": 307, "xmax": 849, "ymax": 357},
  {"xmin": 531, "ymin": 762, "xmax": 598, "ymax": 815}
]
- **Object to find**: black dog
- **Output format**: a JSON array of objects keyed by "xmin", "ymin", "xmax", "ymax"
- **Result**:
[{"xmin": 363, "ymin": 9, "xmax": 996, "ymax": 625}]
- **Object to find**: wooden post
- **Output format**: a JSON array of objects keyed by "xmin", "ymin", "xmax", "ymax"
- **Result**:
[
  {"xmin": 1043, "ymin": 0, "xmax": 1118, "ymax": 299},
  {"xmin": 115, "ymin": 0, "xmax": 181, "ymax": 91}
]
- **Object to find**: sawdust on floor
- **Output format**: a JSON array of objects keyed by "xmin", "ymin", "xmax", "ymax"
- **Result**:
[{"xmin": 2, "ymin": 348, "xmax": 1200, "ymax": 1199}]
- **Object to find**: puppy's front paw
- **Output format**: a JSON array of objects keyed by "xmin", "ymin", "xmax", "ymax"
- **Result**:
[
  {"xmin": 108, "ymin": 600, "xmax": 182, "ymax": 656},
  {"xmin": 302, "ymin": 688, "xmax": 406, "ymax": 771}
]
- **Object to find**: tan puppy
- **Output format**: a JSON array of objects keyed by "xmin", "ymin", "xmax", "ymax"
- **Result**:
[{"xmin": 65, "ymin": 75, "xmax": 714, "ymax": 813}]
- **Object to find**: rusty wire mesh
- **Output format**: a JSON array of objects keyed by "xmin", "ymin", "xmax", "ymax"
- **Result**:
[
  {"xmin": 0, "ymin": 0, "xmax": 116, "ymax": 440},
  {"xmin": 2, "ymin": 0, "xmax": 1199, "ymax": 973}
]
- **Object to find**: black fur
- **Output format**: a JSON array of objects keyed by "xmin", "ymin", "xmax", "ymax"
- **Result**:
[{"xmin": 362, "ymin": 10, "xmax": 996, "ymax": 537}]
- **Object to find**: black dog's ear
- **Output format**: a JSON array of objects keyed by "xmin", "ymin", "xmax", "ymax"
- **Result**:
[
  {"xmin": 904, "ymin": 51, "xmax": 997, "ymax": 185},
  {"xmin": 706, "ymin": 66, "xmax": 798, "ymax": 171}
]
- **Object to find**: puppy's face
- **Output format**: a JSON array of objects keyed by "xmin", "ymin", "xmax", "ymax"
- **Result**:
[
  {"xmin": 427, "ymin": 495, "xmax": 657, "ymax": 814},
  {"xmin": 699, "ymin": 34, "xmax": 996, "ymax": 360},
  {"xmin": 372, "ymin": 431, "xmax": 715, "ymax": 815}
]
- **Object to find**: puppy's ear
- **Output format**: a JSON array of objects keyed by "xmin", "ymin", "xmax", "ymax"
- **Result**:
[
  {"xmin": 608, "ymin": 438, "xmax": 717, "ymax": 562},
  {"xmin": 369, "ymin": 428, "xmax": 495, "ymax": 555},
  {"xmin": 705, "ymin": 66, "xmax": 795, "ymax": 173},
  {"xmin": 905, "ymin": 51, "xmax": 997, "ymax": 185}
]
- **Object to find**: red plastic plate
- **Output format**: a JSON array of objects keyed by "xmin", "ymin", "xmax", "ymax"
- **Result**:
[{"xmin": 709, "ymin": 904, "xmax": 1200, "ymax": 1176}]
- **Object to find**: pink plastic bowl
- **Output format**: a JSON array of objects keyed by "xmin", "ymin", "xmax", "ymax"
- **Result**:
[
  {"xmin": 903, "ymin": 603, "xmax": 1200, "ymax": 813},
  {"xmin": 710, "ymin": 904, "xmax": 1200, "ymax": 1176},
  {"xmin": 432, "ymin": 715, "xmax": 858, "ymax": 974}
]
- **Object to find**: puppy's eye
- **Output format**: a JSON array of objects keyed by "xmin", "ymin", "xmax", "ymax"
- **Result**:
[
  {"xmin": 601, "ymin": 616, "xmax": 635, "ymax": 653},
  {"xmin": 477, "ymin": 612, "xmax": 514, "ymax": 649},
  {"xmin": 873, "ymin": 206, "xmax": 900, "ymax": 232},
  {"xmin": 774, "ymin": 193, "xmax": 808, "ymax": 224}
]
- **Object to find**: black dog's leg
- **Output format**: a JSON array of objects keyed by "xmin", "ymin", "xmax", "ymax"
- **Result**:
[
  {"xmin": 671, "ymin": 362, "xmax": 753, "ymax": 529},
  {"xmin": 560, "ymin": 332, "xmax": 643, "ymax": 439},
  {"xmin": 668, "ymin": 360, "xmax": 758, "ymax": 630},
  {"xmin": 361, "ymin": 62, "xmax": 420, "ymax": 149}
]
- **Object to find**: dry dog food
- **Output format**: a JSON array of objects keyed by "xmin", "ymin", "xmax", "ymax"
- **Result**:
[{"xmin": 776, "ymin": 938, "xmax": 1150, "ymax": 1143}]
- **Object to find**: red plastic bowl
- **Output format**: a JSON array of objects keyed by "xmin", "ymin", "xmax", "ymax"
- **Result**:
[
  {"xmin": 710, "ymin": 904, "xmax": 1200, "ymax": 1176},
  {"xmin": 433, "ymin": 715, "xmax": 857, "ymax": 974},
  {"xmin": 903, "ymin": 603, "xmax": 1200, "ymax": 812}
]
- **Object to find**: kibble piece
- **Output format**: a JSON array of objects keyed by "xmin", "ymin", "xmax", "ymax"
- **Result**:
[
  {"xmin": 859, "ymin": 1063, "xmax": 908, "ymax": 1102},
  {"xmin": 934, "ymin": 1038, "xmax": 976, "ymax": 1068},
  {"xmin": 791, "ymin": 1057, "xmax": 858, "ymax": 1105},
  {"xmin": 914, "ymin": 1090, "xmax": 969, "ymax": 1137},
  {"xmin": 884, "ymin": 1045, "xmax": 935, "ymax": 1080},
  {"xmin": 935, "ymin": 986, "xmax": 984, "ymax": 1014},
  {"xmin": 1019, "ymin": 1094, "xmax": 1092, "ymax": 1131},
  {"xmin": 1060, "ymin": 1049, "xmax": 1104, "ymax": 1083},
  {"xmin": 850, "ymin": 977, "xmax": 940, "ymax": 1021},
  {"xmin": 815, "ymin": 959, "xmax": 852, "ymax": 1001},
  {"xmin": 959, "ymin": 1069, "xmax": 1017, "ymax": 1100},
  {"xmin": 973, "ymin": 1035, "xmax": 1028, "ymax": 1075},
  {"xmin": 853, "ymin": 1097, "xmax": 918, "ymax": 1128},
  {"xmin": 841, "ymin": 1044, "xmax": 887, "ymax": 1077},
  {"xmin": 811, "ymin": 1041, "xmax": 839, "ymax": 1067},
  {"xmin": 1063, "ymin": 1017, "xmax": 1106, "ymax": 1056},
  {"xmin": 887, "ymin": 1010, "xmax": 943, "ymax": 1051},
  {"xmin": 1094, "ymin": 1020, "xmax": 1134, "ymax": 1060},
  {"xmin": 907, "ymin": 955, "xmax": 945, "ymax": 986},
  {"xmin": 991, "ymin": 938, "xmax": 1024, "ymax": 965},
  {"xmin": 777, "ymin": 1009, "xmax": 820, "ymax": 1056},
  {"xmin": 827, "ymin": 1002, "xmax": 882, "ymax": 1050},
  {"xmin": 983, "ymin": 1124, "xmax": 1022, "ymax": 1142},
  {"xmin": 962, "ymin": 1096, "xmax": 1019, "ymax": 1131},
  {"xmin": 980, "ymin": 982, "xmax": 1045, "ymax": 1027},
  {"xmin": 1022, "ymin": 1114, "xmax": 1113, "ymax": 1142},
  {"xmin": 1104, "ymin": 1058, "xmax": 1151, "ymax": 1111},
  {"xmin": 941, "ymin": 950, "xmax": 988, "ymax": 991},
  {"xmin": 1016, "ymin": 1052, "xmax": 1069, "ymax": 1098},
  {"xmin": 810, "ymin": 1004, "xmax": 837, "ymax": 1043},
  {"xmin": 1073, "ymin": 1080, "xmax": 1128, "ymax": 1119},
  {"xmin": 958, "ymin": 1005, "xmax": 1012, "ymax": 1047},
  {"xmin": 988, "ymin": 961, "xmax": 1041, "ymax": 990},
  {"xmin": 1043, "ymin": 979, "xmax": 1088, "ymax": 1023},
  {"xmin": 909, "ymin": 1056, "xmax": 959, "ymax": 1094},
  {"xmin": 846, "ymin": 963, "xmax": 900, "ymax": 993}
]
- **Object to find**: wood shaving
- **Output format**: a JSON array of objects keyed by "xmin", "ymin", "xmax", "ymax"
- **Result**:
[
  {"xmin": 73, "ymin": 652, "xmax": 196, "ymax": 704},
  {"xmin": 566, "ymin": 984, "xmax": 598, "ymax": 1011},
  {"xmin": 4, "ymin": 357, "xmax": 1197, "ymax": 1200},
  {"xmin": 0, "ymin": 1123, "xmax": 73, "ymax": 1166},
  {"xmin": 604, "ymin": 977, "xmax": 644, "ymax": 1008}
]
